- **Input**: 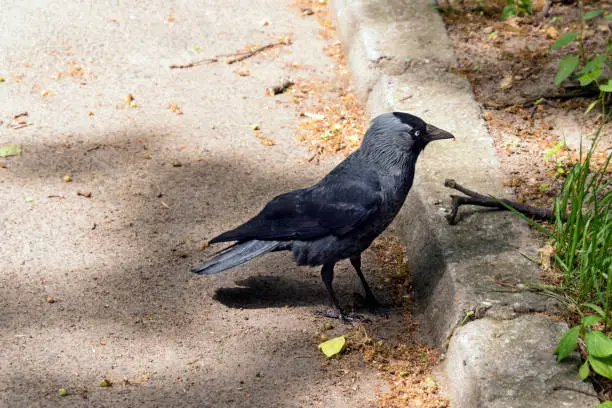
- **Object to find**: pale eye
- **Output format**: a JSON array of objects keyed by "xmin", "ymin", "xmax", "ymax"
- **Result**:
[{"xmin": 414, "ymin": 130, "xmax": 421, "ymax": 137}]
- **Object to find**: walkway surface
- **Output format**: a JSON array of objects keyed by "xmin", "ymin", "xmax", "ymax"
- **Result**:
[{"xmin": 1, "ymin": 1, "xmax": 386, "ymax": 406}]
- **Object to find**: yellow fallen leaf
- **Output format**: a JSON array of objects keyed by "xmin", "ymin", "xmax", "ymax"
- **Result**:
[
  {"xmin": 347, "ymin": 135, "xmax": 360, "ymax": 146},
  {"xmin": 318, "ymin": 335, "xmax": 346, "ymax": 358},
  {"xmin": 0, "ymin": 144, "xmax": 21, "ymax": 157},
  {"xmin": 126, "ymin": 93, "xmax": 136, "ymax": 107},
  {"xmin": 422, "ymin": 376, "xmax": 438, "ymax": 392},
  {"xmin": 499, "ymin": 74, "xmax": 513, "ymax": 90},
  {"xmin": 303, "ymin": 112, "xmax": 325, "ymax": 121},
  {"xmin": 255, "ymin": 132, "xmax": 275, "ymax": 146},
  {"xmin": 545, "ymin": 26, "xmax": 559, "ymax": 39}
]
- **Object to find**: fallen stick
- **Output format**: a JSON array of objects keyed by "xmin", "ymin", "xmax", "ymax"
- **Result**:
[
  {"xmin": 444, "ymin": 179, "xmax": 555, "ymax": 225},
  {"xmin": 265, "ymin": 79, "xmax": 294, "ymax": 96},
  {"xmin": 169, "ymin": 39, "xmax": 292, "ymax": 69},
  {"xmin": 226, "ymin": 39, "xmax": 292, "ymax": 64},
  {"xmin": 169, "ymin": 57, "xmax": 219, "ymax": 69}
]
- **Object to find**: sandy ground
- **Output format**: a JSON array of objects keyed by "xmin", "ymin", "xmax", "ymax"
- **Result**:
[{"xmin": 0, "ymin": 1, "xmax": 407, "ymax": 406}]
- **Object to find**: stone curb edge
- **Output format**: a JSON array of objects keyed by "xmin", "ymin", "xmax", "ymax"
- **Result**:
[{"xmin": 328, "ymin": 0, "xmax": 599, "ymax": 406}]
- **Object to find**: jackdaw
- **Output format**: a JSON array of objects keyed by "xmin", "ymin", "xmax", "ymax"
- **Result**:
[{"xmin": 192, "ymin": 112, "xmax": 454, "ymax": 321}]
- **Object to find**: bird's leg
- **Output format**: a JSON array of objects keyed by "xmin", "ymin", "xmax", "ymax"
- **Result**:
[
  {"xmin": 313, "ymin": 263, "xmax": 368, "ymax": 323},
  {"xmin": 350, "ymin": 255, "xmax": 389, "ymax": 317},
  {"xmin": 321, "ymin": 262, "xmax": 342, "ymax": 311},
  {"xmin": 350, "ymin": 255, "xmax": 376, "ymax": 303}
]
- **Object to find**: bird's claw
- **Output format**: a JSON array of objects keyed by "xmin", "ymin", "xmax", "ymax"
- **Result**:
[{"xmin": 312, "ymin": 309, "xmax": 371, "ymax": 324}]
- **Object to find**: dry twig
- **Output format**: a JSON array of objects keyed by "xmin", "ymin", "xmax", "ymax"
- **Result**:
[
  {"xmin": 227, "ymin": 40, "xmax": 291, "ymax": 64},
  {"xmin": 169, "ymin": 57, "xmax": 219, "ymax": 69},
  {"xmin": 444, "ymin": 179, "xmax": 555, "ymax": 225},
  {"xmin": 169, "ymin": 39, "xmax": 292, "ymax": 69},
  {"xmin": 265, "ymin": 79, "xmax": 294, "ymax": 96}
]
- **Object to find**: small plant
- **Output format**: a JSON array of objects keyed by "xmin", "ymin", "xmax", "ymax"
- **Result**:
[
  {"xmin": 555, "ymin": 303, "xmax": 612, "ymax": 381},
  {"xmin": 504, "ymin": 129, "xmax": 611, "ymax": 386},
  {"xmin": 500, "ymin": 0, "xmax": 533, "ymax": 20},
  {"xmin": 550, "ymin": 134, "xmax": 611, "ymax": 309},
  {"xmin": 550, "ymin": 4, "xmax": 612, "ymax": 116},
  {"xmin": 543, "ymin": 140, "xmax": 571, "ymax": 177}
]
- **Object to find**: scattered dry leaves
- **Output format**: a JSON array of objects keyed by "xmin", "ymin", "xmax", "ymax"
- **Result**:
[
  {"xmin": 255, "ymin": 131, "xmax": 276, "ymax": 146},
  {"xmin": 348, "ymin": 325, "xmax": 447, "ymax": 408},
  {"xmin": 284, "ymin": 2, "xmax": 367, "ymax": 160},
  {"xmin": 125, "ymin": 93, "xmax": 137, "ymax": 108},
  {"xmin": 291, "ymin": 41, "xmax": 366, "ymax": 159},
  {"xmin": 353, "ymin": 236, "xmax": 447, "ymax": 408},
  {"xmin": 234, "ymin": 69, "xmax": 251, "ymax": 77},
  {"xmin": 168, "ymin": 103, "xmax": 184, "ymax": 115}
]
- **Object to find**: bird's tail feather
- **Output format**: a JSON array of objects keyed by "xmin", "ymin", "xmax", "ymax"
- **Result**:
[{"xmin": 191, "ymin": 240, "xmax": 282, "ymax": 275}]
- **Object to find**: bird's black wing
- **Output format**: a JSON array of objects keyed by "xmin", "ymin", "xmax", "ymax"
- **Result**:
[{"xmin": 209, "ymin": 171, "xmax": 382, "ymax": 243}]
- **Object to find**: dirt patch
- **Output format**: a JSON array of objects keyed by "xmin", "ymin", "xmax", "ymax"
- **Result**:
[
  {"xmin": 307, "ymin": 235, "xmax": 448, "ymax": 408},
  {"xmin": 441, "ymin": 0, "xmax": 611, "ymax": 206},
  {"xmin": 290, "ymin": 0, "xmax": 368, "ymax": 162}
]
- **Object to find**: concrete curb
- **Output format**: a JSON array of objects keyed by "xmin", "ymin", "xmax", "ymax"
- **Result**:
[{"xmin": 329, "ymin": 0, "xmax": 599, "ymax": 406}]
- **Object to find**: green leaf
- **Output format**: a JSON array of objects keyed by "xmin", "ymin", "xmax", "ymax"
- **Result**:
[
  {"xmin": 551, "ymin": 32, "xmax": 578, "ymax": 50},
  {"xmin": 318, "ymin": 336, "xmax": 346, "ymax": 358},
  {"xmin": 554, "ymin": 54, "xmax": 579, "ymax": 85},
  {"xmin": 518, "ymin": 0, "xmax": 533, "ymax": 14},
  {"xmin": 585, "ymin": 100, "xmax": 599, "ymax": 114},
  {"xmin": 544, "ymin": 141, "xmax": 565, "ymax": 160},
  {"xmin": 585, "ymin": 331, "xmax": 612, "ymax": 358},
  {"xmin": 584, "ymin": 10, "xmax": 604, "ymax": 20},
  {"xmin": 0, "ymin": 143, "xmax": 22, "ymax": 157},
  {"xmin": 578, "ymin": 359, "xmax": 590, "ymax": 380},
  {"xmin": 577, "ymin": 57, "xmax": 602, "ymax": 85},
  {"xmin": 501, "ymin": 4, "xmax": 517, "ymax": 20},
  {"xmin": 584, "ymin": 303, "xmax": 606, "ymax": 317},
  {"xmin": 606, "ymin": 13, "xmax": 612, "ymax": 20},
  {"xmin": 600, "ymin": 79, "xmax": 612, "ymax": 92},
  {"xmin": 554, "ymin": 326, "xmax": 580, "ymax": 361},
  {"xmin": 596, "ymin": 401, "xmax": 612, "ymax": 408},
  {"xmin": 588, "ymin": 354, "xmax": 612, "ymax": 379},
  {"xmin": 581, "ymin": 315, "xmax": 603, "ymax": 327},
  {"xmin": 578, "ymin": 72, "xmax": 596, "ymax": 86}
]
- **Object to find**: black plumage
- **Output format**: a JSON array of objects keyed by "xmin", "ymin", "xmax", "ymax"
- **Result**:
[{"xmin": 192, "ymin": 112, "xmax": 454, "ymax": 321}]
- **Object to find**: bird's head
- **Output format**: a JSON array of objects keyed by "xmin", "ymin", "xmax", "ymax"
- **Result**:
[{"xmin": 361, "ymin": 112, "xmax": 455, "ymax": 157}]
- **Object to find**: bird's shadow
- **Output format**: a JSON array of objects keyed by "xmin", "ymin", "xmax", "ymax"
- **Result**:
[{"xmin": 213, "ymin": 275, "xmax": 327, "ymax": 309}]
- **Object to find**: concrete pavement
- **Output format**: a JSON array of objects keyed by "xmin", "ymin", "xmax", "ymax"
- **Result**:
[{"xmin": 0, "ymin": 1, "xmax": 382, "ymax": 406}]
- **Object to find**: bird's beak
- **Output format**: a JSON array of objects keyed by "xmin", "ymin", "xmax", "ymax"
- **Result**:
[{"xmin": 425, "ymin": 123, "xmax": 455, "ymax": 142}]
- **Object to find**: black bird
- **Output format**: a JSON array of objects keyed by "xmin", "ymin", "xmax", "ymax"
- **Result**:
[{"xmin": 192, "ymin": 112, "xmax": 454, "ymax": 321}]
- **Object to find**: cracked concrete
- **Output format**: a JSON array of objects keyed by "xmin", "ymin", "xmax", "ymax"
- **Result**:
[{"xmin": 329, "ymin": 0, "xmax": 600, "ymax": 406}]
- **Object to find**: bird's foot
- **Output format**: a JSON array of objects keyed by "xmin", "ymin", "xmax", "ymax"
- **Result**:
[{"xmin": 312, "ymin": 309, "xmax": 371, "ymax": 324}]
